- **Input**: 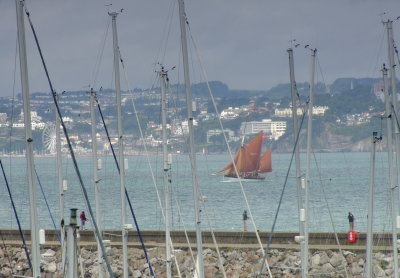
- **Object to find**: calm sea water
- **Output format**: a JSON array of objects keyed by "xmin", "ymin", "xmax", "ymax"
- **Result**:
[{"xmin": 0, "ymin": 152, "xmax": 394, "ymax": 233}]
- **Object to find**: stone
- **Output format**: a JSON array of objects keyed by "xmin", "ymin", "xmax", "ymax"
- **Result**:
[
  {"xmin": 329, "ymin": 253, "xmax": 345, "ymax": 267},
  {"xmin": 204, "ymin": 266, "xmax": 219, "ymax": 277},
  {"xmin": 373, "ymin": 264, "xmax": 385, "ymax": 277},
  {"xmin": 47, "ymin": 262, "xmax": 57, "ymax": 273},
  {"xmin": 319, "ymin": 252, "xmax": 329, "ymax": 265},
  {"xmin": 310, "ymin": 253, "xmax": 321, "ymax": 268},
  {"xmin": 321, "ymin": 262, "xmax": 334, "ymax": 273},
  {"xmin": 133, "ymin": 270, "xmax": 142, "ymax": 278},
  {"xmin": 351, "ymin": 265, "xmax": 363, "ymax": 275}
]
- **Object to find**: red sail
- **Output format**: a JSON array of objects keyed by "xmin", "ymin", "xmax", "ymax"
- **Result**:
[
  {"xmin": 258, "ymin": 149, "xmax": 272, "ymax": 173},
  {"xmin": 238, "ymin": 131, "xmax": 263, "ymax": 172},
  {"xmin": 216, "ymin": 131, "xmax": 263, "ymax": 175}
]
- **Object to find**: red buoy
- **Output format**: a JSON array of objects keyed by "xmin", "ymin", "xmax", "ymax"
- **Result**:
[{"xmin": 348, "ymin": 230, "xmax": 357, "ymax": 243}]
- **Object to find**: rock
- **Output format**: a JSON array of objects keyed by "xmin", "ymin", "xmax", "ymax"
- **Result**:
[
  {"xmin": 133, "ymin": 270, "xmax": 142, "ymax": 278},
  {"xmin": 351, "ymin": 264, "xmax": 363, "ymax": 275},
  {"xmin": 47, "ymin": 262, "xmax": 57, "ymax": 273},
  {"xmin": 373, "ymin": 264, "xmax": 385, "ymax": 277},
  {"xmin": 319, "ymin": 252, "xmax": 329, "ymax": 265},
  {"xmin": 204, "ymin": 266, "xmax": 219, "ymax": 277},
  {"xmin": 311, "ymin": 253, "xmax": 321, "ymax": 268},
  {"xmin": 385, "ymin": 267, "xmax": 393, "ymax": 276},
  {"xmin": 329, "ymin": 253, "xmax": 345, "ymax": 267},
  {"xmin": 321, "ymin": 262, "xmax": 334, "ymax": 273},
  {"xmin": 41, "ymin": 249, "xmax": 56, "ymax": 262}
]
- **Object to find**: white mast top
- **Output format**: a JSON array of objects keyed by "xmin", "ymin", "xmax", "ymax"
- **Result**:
[
  {"xmin": 110, "ymin": 11, "xmax": 129, "ymax": 278},
  {"xmin": 15, "ymin": 0, "xmax": 40, "ymax": 276},
  {"xmin": 177, "ymin": 1, "xmax": 204, "ymax": 277}
]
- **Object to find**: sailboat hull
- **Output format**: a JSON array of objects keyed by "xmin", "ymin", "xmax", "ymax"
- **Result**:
[{"xmin": 222, "ymin": 174, "xmax": 265, "ymax": 182}]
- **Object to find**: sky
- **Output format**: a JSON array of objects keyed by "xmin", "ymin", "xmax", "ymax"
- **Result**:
[{"xmin": 0, "ymin": 0, "xmax": 400, "ymax": 97}]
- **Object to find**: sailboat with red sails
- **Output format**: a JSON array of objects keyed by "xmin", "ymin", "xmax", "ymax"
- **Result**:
[{"xmin": 217, "ymin": 131, "xmax": 272, "ymax": 181}]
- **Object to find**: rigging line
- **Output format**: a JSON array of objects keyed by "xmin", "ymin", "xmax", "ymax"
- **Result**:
[
  {"xmin": 0, "ymin": 159, "xmax": 32, "ymax": 270},
  {"xmin": 311, "ymin": 149, "xmax": 350, "ymax": 278},
  {"xmin": 23, "ymin": 6, "xmax": 116, "ymax": 278},
  {"xmin": 258, "ymin": 103, "xmax": 308, "ymax": 277},
  {"xmin": 91, "ymin": 17, "xmax": 111, "ymax": 89},
  {"xmin": 34, "ymin": 167, "xmax": 61, "ymax": 243},
  {"xmin": 154, "ymin": 0, "xmax": 176, "ymax": 68},
  {"xmin": 186, "ymin": 24, "xmax": 273, "ymax": 277},
  {"xmin": 369, "ymin": 26, "xmax": 386, "ymax": 79},
  {"xmin": 94, "ymin": 94, "xmax": 156, "ymax": 277}
]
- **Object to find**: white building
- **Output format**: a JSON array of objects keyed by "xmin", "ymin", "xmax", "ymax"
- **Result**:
[
  {"xmin": 275, "ymin": 106, "xmax": 329, "ymax": 117},
  {"xmin": 240, "ymin": 119, "xmax": 286, "ymax": 140},
  {"xmin": 220, "ymin": 107, "xmax": 240, "ymax": 120},
  {"xmin": 172, "ymin": 119, "xmax": 198, "ymax": 136},
  {"xmin": 206, "ymin": 129, "xmax": 235, "ymax": 143}
]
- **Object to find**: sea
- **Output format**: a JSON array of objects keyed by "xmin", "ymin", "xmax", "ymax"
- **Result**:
[{"xmin": 0, "ymin": 152, "xmax": 395, "ymax": 233}]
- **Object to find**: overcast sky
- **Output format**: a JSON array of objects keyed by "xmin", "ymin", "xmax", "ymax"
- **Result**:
[{"xmin": 0, "ymin": 0, "xmax": 399, "ymax": 97}]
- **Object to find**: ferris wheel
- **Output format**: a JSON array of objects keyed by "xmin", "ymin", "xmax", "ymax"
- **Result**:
[{"xmin": 42, "ymin": 123, "xmax": 57, "ymax": 154}]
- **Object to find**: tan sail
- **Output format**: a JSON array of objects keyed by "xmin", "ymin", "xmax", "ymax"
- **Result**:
[
  {"xmin": 258, "ymin": 149, "xmax": 272, "ymax": 173},
  {"xmin": 217, "ymin": 131, "xmax": 264, "ymax": 175},
  {"xmin": 238, "ymin": 131, "xmax": 263, "ymax": 172}
]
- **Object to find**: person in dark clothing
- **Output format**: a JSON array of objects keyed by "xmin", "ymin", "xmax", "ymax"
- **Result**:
[
  {"xmin": 348, "ymin": 212, "xmax": 354, "ymax": 230},
  {"xmin": 243, "ymin": 210, "xmax": 248, "ymax": 231},
  {"xmin": 80, "ymin": 211, "xmax": 87, "ymax": 229}
]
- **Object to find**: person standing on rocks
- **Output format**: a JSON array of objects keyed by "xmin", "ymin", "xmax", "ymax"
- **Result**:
[
  {"xmin": 243, "ymin": 210, "xmax": 248, "ymax": 231},
  {"xmin": 348, "ymin": 212, "xmax": 354, "ymax": 230}
]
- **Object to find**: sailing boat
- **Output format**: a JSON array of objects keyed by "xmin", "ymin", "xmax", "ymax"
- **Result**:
[{"xmin": 217, "ymin": 131, "xmax": 272, "ymax": 180}]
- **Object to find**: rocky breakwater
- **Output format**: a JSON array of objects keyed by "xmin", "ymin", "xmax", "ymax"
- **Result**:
[{"xmin": 0, "ymin": 246, "xmax": 396, "ymax": 277}]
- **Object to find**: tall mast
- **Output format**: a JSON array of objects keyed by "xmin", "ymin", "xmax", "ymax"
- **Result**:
[
  {"xmin": 110, "ymin": 12, "xmax": 128, "ymax": 278},
  {"xmin": 385, "ymin": 20, "xmax": 400, "ymax": 186},
  {"xmin": 15, "ymin": 1, "xmax": 40, "ymax": 277},
  {"xmin": 383, "ymin": 64, "xmax": 399, "ymax": 277},
  {"xmin": 160, "ymin": 68, "xmax": 172, "ymax": 278},
  {"xmin": 366, "ymin": 131, "xmax": 380, "ymax": 278},
  {"xmin": 304, "ymin": 48, "xmax": 316, "ymax": 278},
  {"xmin": 288, "ymin": 48, "xmax": 305, "ymax": 277},
  {"xmin": 90, "ymin": 89, "xmax": 104, "ymax": 278},
  {"xmin": 177, "ymin": 1, "xmax": 204, "ymax": 277},
  {"xmin": 55, "ymin": 94, "xmax": 66, "ymax": 267}
]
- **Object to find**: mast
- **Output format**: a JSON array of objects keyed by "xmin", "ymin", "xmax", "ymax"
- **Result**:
[
  {"xmin": 177, "ymin": 1, "xmax": 204, "ymax": 277},
  {"xmin": 288, "ymin": 48, "xmax": 305, "ymax": 278},
  {"xmin": 366, "ymin": 131, "xmax": 380, "ymax": 278},
  {"xmin": 383, "ymin": 64, "xmax": 399, "ymax": 277},
  {"xmin": 385, "ymin": 20, "xmax": 400, "ymax": 186},
  {"xmin": 304, "ymin": 48, "xmax": 316, "ymax": 278},
  {"xmin": 55, "ymin": 94, "xmax": 66, "ymax": 268},
  {"xmin": 160, "ymin": 68, "xmax": 172, "ymax": 278},
  {"xmin": 90, "ymin": 89, "xmax": 104, "ymax": 278},
  {"xmin": 110, "ymin": 11, "xmax": 128, "ymax": 278},
  {"xmin": 15, "ymin": 1, "xmax": 40, "ymax": 277}
]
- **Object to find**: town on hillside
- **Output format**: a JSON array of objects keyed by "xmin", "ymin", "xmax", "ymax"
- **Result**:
[{"xmin": 0, "ymin": 77, "xmax": 389, "ymax": 155}]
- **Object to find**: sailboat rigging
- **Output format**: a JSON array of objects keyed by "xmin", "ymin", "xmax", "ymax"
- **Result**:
[{"xmin": 217, "ymin": 131, "xmax": 272, "ymax": 180}]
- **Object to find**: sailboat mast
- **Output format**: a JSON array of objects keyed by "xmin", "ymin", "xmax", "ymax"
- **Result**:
[
  {"xmin": 160, "ymin": 68, "xmax": 172, "ymax": 278},
  {"xmin": 55, "ymin": 95, "xmax": 66, "ymax": 269},
  {"xmin": 15, "ymin": 1, "xmax": 40, "ymax": 276},
  {"xmin": 177, "ymin": 1, "xmax": 204, "ymax": 277},
  {"xmin": 288, "ymin": 48, "xmax": 305, "ymax": 277},
  {"xmin": 304, "ymin": 48, "xmax": 316, "ymax": 278},
  {"xmin": 366, "ymin": 131, "xmax": 380, "ymax": 278},
  {"xmin": 110, "ymin": 12, "xmax": 128, "ymax": 278},
  {"xmin": 90, "ymin": 89, "xmax": 104, "ymax": 278},
  {"xmin": 383, "ymin": 64, "xmax": 399, "ymax": 277}
]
